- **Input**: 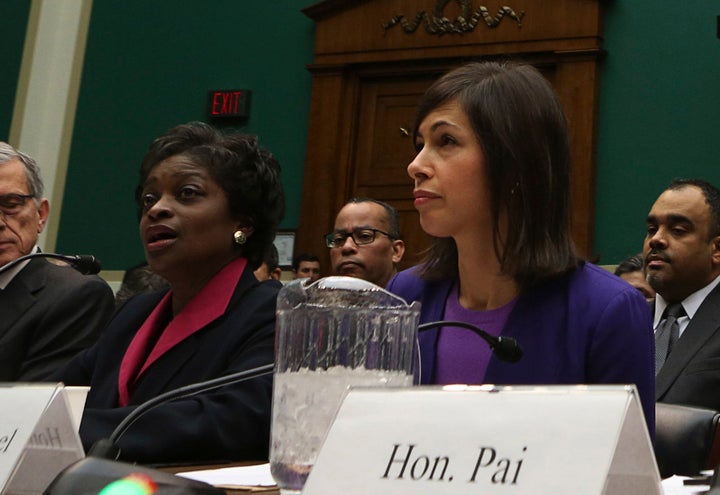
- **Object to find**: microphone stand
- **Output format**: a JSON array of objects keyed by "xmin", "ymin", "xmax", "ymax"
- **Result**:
[
  {"xmin": 46, "ymin": 320, "xmax": 519, "ymax": 494},
  {"xmin": 91, "ymin": 322, "xmax": 520, "ymax": 458},
  {"xmin": 0, "ymin": 252, "xmax": 102, "ymax": 275},
  {"xmin": 418, "ymin": 320, "xmax": 523, "ymax": 363},
  {"xmin": 47, "ymin": 365, "xmax": 274, "ymax": 494}
]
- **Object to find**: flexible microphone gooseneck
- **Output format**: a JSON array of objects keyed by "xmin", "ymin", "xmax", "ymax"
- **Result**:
[
  {"xmin": 88, "ymin": 363, "xmax": 275, "ymax": 460},
  {"xmin": 0, "ymin": 252, "xmax": 102, "ymax": 275},
  {"xmin": 418, "ymin": 320, "xmax": 523, "ymax": 363},
  {"xmin": 90, "ymin": 320, "xmax": 519, "ymax": 459},
  {"xmin": 93, "ymin": 321, "xmax": 520, "ymax": 459},
  {"xmin": 47, "ymin": 364, "xmax": 275, "ymax": 494},
  {"xmin": 60, "ymin": 320, "xmax": 518, "ymax": 493}
]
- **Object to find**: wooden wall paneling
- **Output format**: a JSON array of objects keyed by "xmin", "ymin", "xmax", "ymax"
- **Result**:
[
  {"xmin": 295, "ymin": 68, "xmax": 354, "ymax": 263},
  {"xmin": 306, "ymin": 0, "xmax": 602, "ymax": 64},
  {"xmin": 553, "ymin": 54, "xmax": 602, "ymax": 259}
]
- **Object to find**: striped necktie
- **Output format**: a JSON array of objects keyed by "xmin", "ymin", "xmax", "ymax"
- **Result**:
[{"xmin": 655, "ymin": 303, "xmax": 686, "ymax": 374}]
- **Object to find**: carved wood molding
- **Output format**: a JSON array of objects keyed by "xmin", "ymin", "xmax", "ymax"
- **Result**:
[{"xmin": 382, "ymin": 1, "xmax": 524, "ymax": 35}]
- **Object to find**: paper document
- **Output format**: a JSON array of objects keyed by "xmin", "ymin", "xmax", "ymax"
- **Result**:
[
  {"xmin": 177, "ymin": 463, "xmax": 276, "ymax": 490},
  {"xmin": 660, "ymin": 475, "xmax": 709, "ymax": 495}
]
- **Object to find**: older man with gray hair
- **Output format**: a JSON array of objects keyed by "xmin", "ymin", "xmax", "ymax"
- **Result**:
[{"xmin": 0, "ymin": 141, "xmax": 114, "ymax": 380}]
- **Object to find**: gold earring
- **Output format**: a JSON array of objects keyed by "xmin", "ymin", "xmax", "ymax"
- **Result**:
[{"xmin": 233, "ymin": 230, "xmax": 247, "ymax": 245}]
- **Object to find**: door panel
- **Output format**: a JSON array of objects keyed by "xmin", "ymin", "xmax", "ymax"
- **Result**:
[{"xmin": 351, "ymin": 74, "xmax": 438, "ymax": 270}]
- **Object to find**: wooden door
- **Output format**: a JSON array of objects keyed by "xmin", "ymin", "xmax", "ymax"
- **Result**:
[{"xmin": 351, "ymin": 73, "xmax": 438, "ymax": 270}]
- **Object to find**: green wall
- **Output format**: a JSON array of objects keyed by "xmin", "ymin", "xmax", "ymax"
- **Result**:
[
  {"xmin": 56, "ymin": 1, "xmax": 315, "ymax": 269},
  {"xmin": 3, "ymin": 1, "xmax": 720, "ymax": 269},
  {"xmin": 595, "ymin": 0, "xmax": 720, "ymax": 263},
  {"xmin": 0, "ymin": 0, "xmax": 31, "ymax": 141}
]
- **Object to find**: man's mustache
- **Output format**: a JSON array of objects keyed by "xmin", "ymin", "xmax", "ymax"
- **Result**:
[{"xmin": 646, "ymin": 250, "xmax": 670, "ymax": 264}]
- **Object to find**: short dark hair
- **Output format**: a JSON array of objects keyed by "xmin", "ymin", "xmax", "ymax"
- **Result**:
[
  {"xmin": 667, "ymin": 178, "xmax": 720, "ymax": 239},
  {"xmin": 614, "ymin": 254, "xmax": 644, "ymax": 276},
  {"xmin": 292, "ymin": 252, "xmax": 319, "ymax": 271},
  {"xmin": 346, "ymin": 197, "xmax": 402, "ymax": 239},
  {"xmin": 136, "ymin": 121, "xmax": 285, "ymax": 269},
  {"xmin": 262, "ymin": 243, "xmax": 280, "ymax": 273},
  {"xmin": 115, "ymin": 262, "xmax": 169, "ymax": 307},
  {"xmin": 413, "ymin": 61, "xmax": 578, "ymax": 287}
]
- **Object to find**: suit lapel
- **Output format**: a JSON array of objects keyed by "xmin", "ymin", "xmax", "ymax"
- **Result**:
[
  {"xmin": 127, "ymin": 261, "xmax": 257, "ymax": 403},
  {"xmin": 656, "ymin": 284, "xmax": 720, "ymax": 397},
  {"xmin": 0, "ymin": 259, "xmax": 47, "ymax": 336}
]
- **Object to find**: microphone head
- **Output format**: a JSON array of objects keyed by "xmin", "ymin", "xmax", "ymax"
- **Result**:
[
  {"xmin": 493, "ymin": 336, "xmax": 523, "ymax": 363},
  {"xmin": 71, "ymin": 255, "xmax": 102, "ymax": 275}
]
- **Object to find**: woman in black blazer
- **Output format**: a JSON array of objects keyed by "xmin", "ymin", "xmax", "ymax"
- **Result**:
[{"xmin": 52, "ymin": 121, "xmax": 285, "ymax": 464}]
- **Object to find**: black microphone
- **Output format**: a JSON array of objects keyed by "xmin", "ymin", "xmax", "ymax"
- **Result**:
[
  {"xmin": 0, "ymin": 252, "xmax": 102, "ymax": 275},
  {"xmin": 418, "ymin": 320, "xmax": 523, "ymax": 363},
  {"xmin": 44, "ymin": 363, "xmax": 274, "ymax": 495}
]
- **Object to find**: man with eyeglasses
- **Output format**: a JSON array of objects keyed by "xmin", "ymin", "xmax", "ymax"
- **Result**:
[
  {"xmin": 0, "ymin": 142, "xmax": 114, "ymax": 380},
  {"xmin": 326, "ymin": 198, "xmax": 405, "ymax": 288}
]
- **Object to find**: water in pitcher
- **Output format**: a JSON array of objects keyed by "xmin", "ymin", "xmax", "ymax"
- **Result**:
[
  {"xmin": 269, "ymin": 277, "xmax": 419, "ymax": 494},
  {"xmin": 270, "ymin": 366, "xmax": 413, "ymax": 493}
]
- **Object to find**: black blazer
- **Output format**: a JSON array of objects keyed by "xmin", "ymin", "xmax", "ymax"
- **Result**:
[
  {"xmin": 52, "ymin": 265, "xmax": 278, "ymax": 464},
  {"xmin": 0, "ymin": 258, "xmax": 114, "ymax": 380},
  {"xmin": 656, "ymin": 283, "xmax": 720, "ymax": 410}
]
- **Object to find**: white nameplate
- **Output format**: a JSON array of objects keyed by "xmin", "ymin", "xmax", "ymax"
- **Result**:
[
  {"xmin": 0, "ymin": 384, "xmax": 86, "ymax": 495},
  {"xmin": 303, "ymin": 385, "xmax": 661, "ymax": 495}
]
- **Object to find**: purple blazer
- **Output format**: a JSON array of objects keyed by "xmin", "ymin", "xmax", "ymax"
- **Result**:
[{"xmin": 387, "ymin": 261, "xmax": 656, "ymax": 435}]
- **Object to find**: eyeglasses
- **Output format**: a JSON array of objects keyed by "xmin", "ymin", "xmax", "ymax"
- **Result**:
[
  {"xmin": 0, "ymin": 193, "xmax": 34, "ymax": 216},
  {"xmin": 324, "ymin": 228, "xmax": 394, "ymax": 248}
]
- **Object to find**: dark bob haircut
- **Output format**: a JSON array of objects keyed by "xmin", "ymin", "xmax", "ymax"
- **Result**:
[
  {"xmin": 413, "ymin": 61, "xmax": 578, "ymax": 288},
  {"xmin": 135, "ymin": 121, "xmax": 285, "ymax": 269}
]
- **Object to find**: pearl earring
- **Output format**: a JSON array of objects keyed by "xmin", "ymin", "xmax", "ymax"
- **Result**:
[{"xmin": 233, "ymin": 230, "xmax": 247, "ymax": 245}]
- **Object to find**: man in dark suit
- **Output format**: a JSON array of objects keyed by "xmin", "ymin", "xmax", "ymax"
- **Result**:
[
  {"xmin": 646, "ymin": 178, "xmax": 720, "ymax": 410},
  {"xmin": 0, "ymin": 141, "xmax": 114, "ymax": 380}
]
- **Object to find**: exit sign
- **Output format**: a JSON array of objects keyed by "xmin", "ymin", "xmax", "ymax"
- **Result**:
[{"xmin": 207, "ymin": 89, "xmax": 251, "ymax": 119}]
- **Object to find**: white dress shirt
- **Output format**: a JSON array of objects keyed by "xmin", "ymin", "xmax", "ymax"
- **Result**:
[
  {"xmin": 653, "ymin": 274, "xmax": 720, "ymax": 338},
  {"xmin": 0, "ymin": 245, "xmax": 40, "ymax": 290}
]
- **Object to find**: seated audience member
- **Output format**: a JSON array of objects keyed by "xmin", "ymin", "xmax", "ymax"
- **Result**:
[
  {"xmin": 114, "ymin": 261, "xmax": 169, "ymax": 307},
  {"xmin": 50, "ymin": 121, "xmax": 285, "ymax": 464},
  {"xmin": 614, "ymin": 253, "xmax": 655, "ymax": 302},
  {"xmin": 326, "ymin": 197, "xmax": 405, "ymax": 287},
  {"xmin": 291, "ymin": 252, "xmax": 321, "ymax": 283},
  {"xmin": 0, "ymin": 141, "xmax": 114, "ymax": 381},
  {"xmin": 254, "ymin": 243, "xmax": 283, "ymax": 287},
  {"xmin": 387, "ymin": 61, "xmax": 655, "ymax": 432},
  {"xmin": 646, "ymin": 179, "xmax": 720, "ymax": 411}
]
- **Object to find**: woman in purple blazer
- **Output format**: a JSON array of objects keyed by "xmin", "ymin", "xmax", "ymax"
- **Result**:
[{"xmin": 387, "ymin": 61, "xmax": 655, "ymax": 433}]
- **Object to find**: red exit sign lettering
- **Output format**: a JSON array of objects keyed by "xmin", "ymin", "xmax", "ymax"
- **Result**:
[{"xmin": 207, "ymin": 89, "xmax": 251, "ymax": 119}]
